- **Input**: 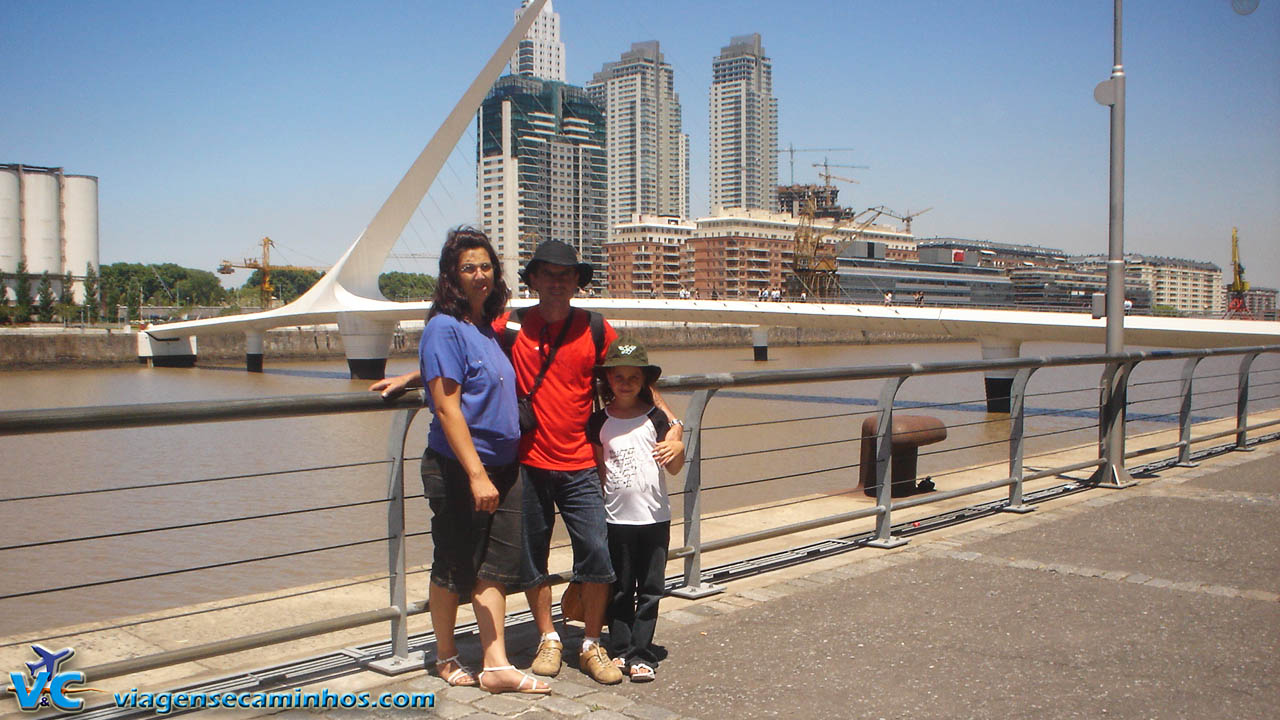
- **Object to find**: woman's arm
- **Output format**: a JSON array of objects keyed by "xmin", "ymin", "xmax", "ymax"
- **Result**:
[
  {"xmin": 427, "ymin": 375, "xmax": 499, "ymax": 512},
  {"xmin": 369, "ymin": 370, "xmax": 423, "ymax": 398}
]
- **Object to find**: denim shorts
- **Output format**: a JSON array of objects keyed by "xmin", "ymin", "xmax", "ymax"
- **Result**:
[
  {"xmin": 422, "ymin": 450, "xmax": 524, "ymax": 596},
  {"xmin": 519, "ymin": 465, "xmax": 616, "ymax": 588}
]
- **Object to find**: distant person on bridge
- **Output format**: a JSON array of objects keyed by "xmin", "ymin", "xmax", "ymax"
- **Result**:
[
  {"xmin": 369, "ymin": 228, "xmax": 549, "ymax": 695},
  {"xmin": 498, "ymin": 240, "xmax": 683, "ymax": 686}
]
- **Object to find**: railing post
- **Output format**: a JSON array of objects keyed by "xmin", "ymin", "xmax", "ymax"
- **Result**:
[
  {"xmin": 1175, "ymin": 356, "xmax": 1203, "ymax": 467},
  {"xmin": 670, "ymin": 388, "xmax": 723, "ymax": 599},
  {"xmin": 367, "ymin": 406, "xmax": 424, "ymax": 674},
  {"xmin": 1089, "ymin": 360, "xmax": 1137, "ymax": 488},
  {"xmin": 867, "ymin": 376, "xmax": 909, "ymax": 548},
  {"xmin": 1236, "ymin": 352, "xmax": 1260, "ymax": 451},
  {"xmin": 1003, "ymin": 366, "xmax": 1037, "ymax": 513}
]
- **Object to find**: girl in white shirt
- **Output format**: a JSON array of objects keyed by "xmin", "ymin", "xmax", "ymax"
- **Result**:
[{"xmin": 587, "ymin": 339, "xmax": 685, "ymax": 682}]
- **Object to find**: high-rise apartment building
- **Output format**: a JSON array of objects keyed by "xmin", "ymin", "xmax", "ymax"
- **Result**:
[
  {"xmin": 510, "ymin": 0, "xmax": 565, "ymax": 82},
  {"xmin": 477, "ymin": 75, "xmax": 607, "ymax": 292},
  {"xmin": 709, "ymin": 34, "xmax": 778, "ymax": 213},
  {"xmin": 587, "ymin": 41, "xmax": 690, "ymax": 235}
]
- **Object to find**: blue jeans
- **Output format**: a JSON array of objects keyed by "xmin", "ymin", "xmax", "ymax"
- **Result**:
[{"xmin": 520, "ymin": 465, "xmax": 616, "ymax": 588}]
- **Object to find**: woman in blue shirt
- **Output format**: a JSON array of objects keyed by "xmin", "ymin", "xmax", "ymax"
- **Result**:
[{"xmin": 373, "ymin": 227, "xmax": 548, "ymax": 694}]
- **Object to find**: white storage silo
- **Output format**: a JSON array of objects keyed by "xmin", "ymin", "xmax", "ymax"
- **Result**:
[
  {"xmin": 21, "ymin": 167, "xmax": 62, "ymax": 278},
  {"xmin": 0, "ymin": 166, "xmax": 19, "ymax": 301},
  {"xmin": 62, "ymin": 174, "xmax": 100, "ymax": 303}
]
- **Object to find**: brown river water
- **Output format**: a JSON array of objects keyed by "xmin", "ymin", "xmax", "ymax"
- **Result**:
[{"xmin": 0, "ymin": 340, "xmax": 1273, "ymax": 637}]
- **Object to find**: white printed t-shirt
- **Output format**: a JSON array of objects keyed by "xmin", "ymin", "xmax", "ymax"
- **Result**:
[{"xmin": 587, "ymin": 405, "xmax": 672, "ymax": 525}]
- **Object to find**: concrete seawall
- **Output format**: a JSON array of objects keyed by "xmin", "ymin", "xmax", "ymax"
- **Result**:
[{"xmin": 0, "ymin": 324, "xmax": 963, "ymax": 370}]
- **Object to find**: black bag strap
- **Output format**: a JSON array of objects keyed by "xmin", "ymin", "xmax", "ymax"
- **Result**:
[
  {"xmin": 587, "ymin": 310, "xmax": 605, "ymax": 360},
  {"xmin": 524, "ymin": 308, "xmax": 575, "ymax": 402}
]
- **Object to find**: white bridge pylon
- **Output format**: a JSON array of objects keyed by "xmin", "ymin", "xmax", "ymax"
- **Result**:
[{"xmin": 138, "ymin": 0, "xmax": 554, "ymax": 378}]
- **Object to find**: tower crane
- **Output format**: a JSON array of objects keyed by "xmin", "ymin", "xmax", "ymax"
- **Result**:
[
  {"xmin": 775, "ymin": 145, "xmax": 857, "ymax": 185},
  {"xmin": 812, "ymin": 159, "xmax": 869, "ymax": 186},
  {"xmin": 875, "ymin": 206, "xmax": 933, "ymax": 234},
  {"xmin": 218, "ymin": 237, "xmax": 326, "ymax": 308}
]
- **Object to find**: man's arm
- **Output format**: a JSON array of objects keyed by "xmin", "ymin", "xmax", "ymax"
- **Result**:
[{"xmin": 650, "ymin": 391, "xmax": 685, "ymax": 468}]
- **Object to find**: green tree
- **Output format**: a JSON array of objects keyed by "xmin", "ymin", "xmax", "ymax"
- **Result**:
[
  {"xmin": 82, "ymin": 263, "xmax": 100, "ymax": 322},
  {"xmin": 36, "ymin": 272, "xmax": 55, "ymax": 322},
  {"xmin": 1151, "ymin": 304, "xmax": 1180, "ymax": 317},
  {"xmin": 14, "ymin": 259, "xmax": 32, "ymax": 323},
  {"xmin": 378, "ymin": 271, "xmax": 437, "ymax": 301},
  {"xmin": 174, "ymin": 270, "xmax": 226, "ymax": 306}
]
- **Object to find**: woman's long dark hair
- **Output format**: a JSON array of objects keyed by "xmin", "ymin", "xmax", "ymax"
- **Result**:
[{"xmin": 427, "ymin": 226, "xmax": 509, "ymax": 326}]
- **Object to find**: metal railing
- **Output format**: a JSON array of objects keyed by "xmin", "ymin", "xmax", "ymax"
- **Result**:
[{"xmin": 0, "ymin": 344, "xmax": 1277, "ymax": 684}]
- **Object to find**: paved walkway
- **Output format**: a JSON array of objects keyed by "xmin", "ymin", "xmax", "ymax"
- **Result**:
[{"xmin": 274, "ymin": 442, "xmax": 1279, "ymax": 720}]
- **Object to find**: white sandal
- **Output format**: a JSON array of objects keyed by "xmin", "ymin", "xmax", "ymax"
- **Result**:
[
  {"xmin": 434, "ymin": 654, "xmax": 476, "ymax": 687},
  {"xmin": 478, "ymin": 665, "xmax": 551, "ymax": 695},
  {"xmin": 629, "ymin": 662, "xmax": 655, "ymax": 683}
]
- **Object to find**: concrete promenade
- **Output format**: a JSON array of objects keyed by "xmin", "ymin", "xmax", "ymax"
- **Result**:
[{"xmin": 266, "ymin": 441, "xmax": 1279, "ymax": 720}]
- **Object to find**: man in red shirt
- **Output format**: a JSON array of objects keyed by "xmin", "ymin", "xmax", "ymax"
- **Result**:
[{"xmin": 498, "ymin": 241, "xmax": 681, "ymax": 685}]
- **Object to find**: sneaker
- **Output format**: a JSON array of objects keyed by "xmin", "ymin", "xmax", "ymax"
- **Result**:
[
  {"xmin": 530, "ymin": 639, "xmax": 563, "ymax": 677},
  {"xmin": 579, "ymin": 645, "xmax": 623, "ymax": 685}
]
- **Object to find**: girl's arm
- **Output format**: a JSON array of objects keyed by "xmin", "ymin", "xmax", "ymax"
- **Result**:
[{"xmin": 427, "ymin": 375, "xmax": 499, "ymax": 512}]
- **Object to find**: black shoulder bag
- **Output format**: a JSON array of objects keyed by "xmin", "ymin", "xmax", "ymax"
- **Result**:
[{"xmin": 517, "ymin": 309, "xmax": 575, "ymax": 433}]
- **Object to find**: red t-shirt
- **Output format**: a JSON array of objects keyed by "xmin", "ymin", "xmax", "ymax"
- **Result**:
[{"xmin": 493, "ymin": 307, "xmax": 618, "ymax": 470}]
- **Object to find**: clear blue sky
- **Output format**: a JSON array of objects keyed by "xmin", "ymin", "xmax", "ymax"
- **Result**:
[{"xmin": 3, "ymin": 0, "xmax": 1277, "ymax": 290}]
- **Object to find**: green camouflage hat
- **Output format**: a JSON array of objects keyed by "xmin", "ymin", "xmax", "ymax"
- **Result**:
[{"xmin": 600, "ymin": 338, "xmax": 661, "ymax": 380}]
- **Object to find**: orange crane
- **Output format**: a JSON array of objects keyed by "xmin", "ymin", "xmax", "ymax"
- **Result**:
[
  {"xmin": 1225, "ymin": 227, "xmax": 1251, "ymax": 319},
  {"xmin": 790, "ymin": 194, "xmax": 885, "ymax": 300},
  {"xmin": 218, "ymin": 237, "xmax": 325, "ymax": 308}
]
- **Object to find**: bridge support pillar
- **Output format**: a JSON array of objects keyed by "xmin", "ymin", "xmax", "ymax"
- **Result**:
[
  {"xmin": 752, "ymin": 326, "xmax": 770, "ymax": 361},
  {"xmin": 137, "ymin": 332, "xmax": 197, "ymax": 368},
  {"xmin": 979, "ymin": 338, "xmax": 1021, "ymax": 413},
  {"xmin": 245, "ymin": 331, "xmax": 264, "ymax": 373},
  {"xmin": 338, "ymin": 313, "xmax": 395, "ymax": 380}
]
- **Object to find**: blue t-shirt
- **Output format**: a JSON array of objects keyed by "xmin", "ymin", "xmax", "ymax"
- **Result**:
[{"xmin": 420, "ymin": 314, "xmax": 520, "ymax": 466}]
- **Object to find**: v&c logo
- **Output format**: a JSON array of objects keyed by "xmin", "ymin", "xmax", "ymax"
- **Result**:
[{"xmin": 7, "ymin": 645, "xmax": 97, "ymax": 713}]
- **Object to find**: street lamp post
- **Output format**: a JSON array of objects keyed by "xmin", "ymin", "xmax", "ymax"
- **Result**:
[{"xmin": 1091, "ymin": 0, "xmax": 1135, "ymax": 487}]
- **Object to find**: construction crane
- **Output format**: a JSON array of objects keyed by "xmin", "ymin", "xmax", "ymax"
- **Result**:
[
  {"xmin": 775, "ymin": 145, "xmax": 857, "ymax": 185},
  {"xmin": 812, "ymin": 159, "xmax": 869, "ymax": 186},
  {"xmin": 218, "ymin": 237, "xmax": 325, "ymax": 308},
  {"xmin": 789, "ymin": 192, "xmax": 886, "ymax": 300},
  {"xmin": 1225, "ymin": 227, "xmax": 1251, "ymax": 319},
  {"xmin": 875, "ymin": 206, "xmax": 934, "ymax": 234}
]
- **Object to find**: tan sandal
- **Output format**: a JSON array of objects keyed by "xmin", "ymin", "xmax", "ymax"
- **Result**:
[
  {"xmin": 478, "ymin": 665, "xmax": 551, "ymax": 695},
  {"xmin": 434, "ymin": 654, "xmax": 476, "ymax": 687}
]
